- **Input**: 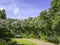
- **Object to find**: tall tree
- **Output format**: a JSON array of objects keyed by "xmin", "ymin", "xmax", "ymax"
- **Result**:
[
  {"xmin": 50, "ymin": 0, "xmax": 60, "ymax": 13},
  {"xmin": 0, "ymin": 9, "xmax": 6, "ymax": 19}
]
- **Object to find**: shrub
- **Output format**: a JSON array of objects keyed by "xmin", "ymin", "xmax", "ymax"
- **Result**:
[{"xmin": 45, "ymin": 36, "xmax": 59, "ymax": 44}]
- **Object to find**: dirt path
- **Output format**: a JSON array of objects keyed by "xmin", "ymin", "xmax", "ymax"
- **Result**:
[{"xmin": 20, "ymin": 38, "xmax": 56, "ymax": 45}]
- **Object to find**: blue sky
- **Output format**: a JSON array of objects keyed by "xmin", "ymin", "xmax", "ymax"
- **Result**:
[{"xmin": 0, "ymin": 0, "xmax": 52, "ymax": 19}]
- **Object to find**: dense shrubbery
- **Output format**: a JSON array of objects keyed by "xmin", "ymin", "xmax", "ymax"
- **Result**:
[
  {"xmin": 45, "ymin": 36, "xmax": 59, "ymax": 44},
  {"xmin": 0, "ymin": 39, "xmax": 17, "ymax": 45}
]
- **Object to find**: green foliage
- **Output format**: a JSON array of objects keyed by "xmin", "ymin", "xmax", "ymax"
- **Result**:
[
  {"xmin": 0, "ymin": 19, "xmax": 14, "ymax": 39},
  {"xmin": 51, "ymin": 0, "xmax": 60, "ymax": 12},
  {"xmin": 46, "ymin": 36, "xmax": 59, "ymax": 44},
  {"xmin": 0, "ymin": 39, "xmax": 17, "ymax": 45},
  {"xmin": 0, "ymin": 9, "xmax": 6, "ymax": 19}
]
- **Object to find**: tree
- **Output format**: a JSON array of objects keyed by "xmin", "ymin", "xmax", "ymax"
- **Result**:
[
  {"xmin": 39, "ymin": 10, "xmax": 47, "ymax": 20},
  {"xmin": 0, "ymin": 9, "xmax": 6, "ymax": 19},
  {"xmin": 50, "ymin": 0, "xmax": 60, "ymax": 13}
]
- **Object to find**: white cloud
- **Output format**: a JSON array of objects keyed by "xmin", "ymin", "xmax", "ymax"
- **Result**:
[
  {"xmin": 14, "ymin": 7, "xmax": 19, "ymax": 15},
  {"xmin": 0, "ymin": 0, "xmax": 42, "ymax": 19},
  {"xmin": 11, "ymin": 0, "xmax": 20, "ymax": 15},
  {"xmin": 0, "ymin": 7, "xmax": 4, "ymax": 10}
]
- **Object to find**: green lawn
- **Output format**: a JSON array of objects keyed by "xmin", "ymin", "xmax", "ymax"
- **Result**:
[{"xmin": 11, "ymin": 38, "xmax": 36, "ymax": 45}]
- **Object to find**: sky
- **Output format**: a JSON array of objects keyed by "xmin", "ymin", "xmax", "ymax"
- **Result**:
[{"xmin": 0, "ymin": 0, "xmax": 52, "ymax": 19}]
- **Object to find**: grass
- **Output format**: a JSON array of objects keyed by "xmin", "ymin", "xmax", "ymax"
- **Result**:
[
  {"xmin": 11, "ymin": 38, "xmax": 36, "ymax": 45},
  {"xmin": 58, "ymin": 42, "xmax": 60, "ymax": 44}
]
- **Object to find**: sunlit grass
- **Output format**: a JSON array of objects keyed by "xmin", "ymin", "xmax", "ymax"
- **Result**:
[{"xmin": 11, "ymin": 38, "xmax": 36, "ymax": 45}]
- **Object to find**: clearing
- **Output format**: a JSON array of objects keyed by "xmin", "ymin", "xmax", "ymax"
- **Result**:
[{"xmin": 12, "ymin": 38, "xmax": 56, "ymax": 45}]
